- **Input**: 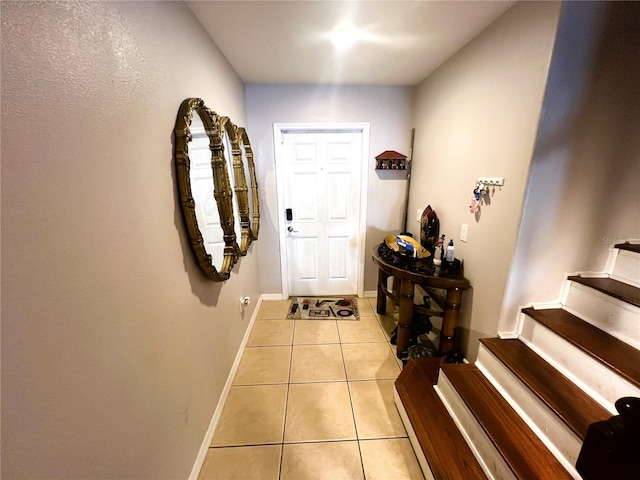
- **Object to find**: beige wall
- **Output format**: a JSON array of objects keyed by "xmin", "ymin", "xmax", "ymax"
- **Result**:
[
  {"xmin": 1, "ymin": 2, "xmax": 259, "ymax": 478},
  {"xmin": 499, "ymin": 1, "xmax": 640, "ymax": 333},
  {"xmin": 4, "ymin": 1, "xmax": 637, "ymax": 477},
  {"xmin": 245, "ymin": 85, "xmax": 415, "ymax": 294},
  {"xmin": 408, "ymin": 1, "xmax": 561, "ymax": 360}
]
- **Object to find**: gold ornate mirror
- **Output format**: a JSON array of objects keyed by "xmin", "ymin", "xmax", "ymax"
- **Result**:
[
  {"xmin": 237, "ymin": 127, "xmax": 260, "ymax": 241},
  {"xmin": 220, "ymin": 118, "xmax": 260, "ymax": 254},
  {"xmin": 220, "ymin": 117, "xmax": 251, "ymax": 255},
  {"xmin": 174, "ymin": 98, "xmax": 238, "ymax": 281}
]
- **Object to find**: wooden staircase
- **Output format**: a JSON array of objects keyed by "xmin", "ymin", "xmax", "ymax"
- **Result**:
[{"xmin": 395, "ymin": 242, "xmax": 640, "ymax": 479}]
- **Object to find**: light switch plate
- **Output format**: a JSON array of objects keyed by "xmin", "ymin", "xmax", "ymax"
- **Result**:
[
  {"xmin": 416, "ymin": 208, "xmax": 422, "ymax": 222},
  {"xmin": 460, "ymin": 224, "xmax": 469, "ymax": 243}
]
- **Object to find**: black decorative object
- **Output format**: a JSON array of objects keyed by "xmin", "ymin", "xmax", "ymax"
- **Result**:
[
  {"xmin": 441, "ymin": 258, "xmax": 462, "ymax": 278},
  {"xmin": 377, "ymin": 243, "xmax": 435, "ymax": 277},
  {"xmin": 420, "ymin": 205, "xmax": 439, "ymax": 256},
  {"xmin": 576, "ymin": 396, "xmax": 640, "ymax": 479}
]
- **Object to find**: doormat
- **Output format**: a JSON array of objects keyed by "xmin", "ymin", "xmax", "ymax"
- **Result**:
[{"xmin": 287, "ymin": 297, "xmax": 359, "ymax": 320}]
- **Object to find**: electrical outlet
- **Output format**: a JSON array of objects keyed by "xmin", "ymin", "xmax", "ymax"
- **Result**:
[
  {"xmin": 239, "ymin": 296, "xmax": 250, "ymax": 313},
  {"xmin": 460, "ymin": 224, "xmax": 469, "ymax": 243},
  {"xmin": 416, "ymin": 208, "xmax": 422, "ymax": 222}
]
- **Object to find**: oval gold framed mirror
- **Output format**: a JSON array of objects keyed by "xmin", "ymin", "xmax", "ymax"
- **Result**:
[
  {"xmin": 220, "ymin": 116, "xmax": 251, "ymax": 255},
  {"xmin": 174, "ymin": 98, "xmax": 238, "ymax": 281},
  {"xmin": 237, "ymin": 127, "xmax": 260, "ymax": 241}
]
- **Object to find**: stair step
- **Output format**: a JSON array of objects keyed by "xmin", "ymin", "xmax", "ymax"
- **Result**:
[
  {"xmin": 615, "ymin": 242, "xmax": 640, "ymax": 254},
  {"xmin": 567, "ymin": 275, "xmax": 640, "ymax": 307},
  {"xmin": 565, "ymin": 277, "xmax": 640, "ymax": 349},
  {"xmin": 522, "ymin": 307, "xmax": 640, "ymax": 390},
  {"xmin": 395, "ymin": 358, "xmax": 487, "ymax": 480},
  {"xmin": 479, "ymin": 337, "xmax": 610, "ymax": 439},
  {"xmin": 612, "ymin": 244, "xmax": 640, "ymax": 288},
  {"xmin": 440, "ymin": 364, "xmax": 572, "ymax": 479}
]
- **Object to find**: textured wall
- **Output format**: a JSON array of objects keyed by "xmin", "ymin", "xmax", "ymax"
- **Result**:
[
  {"xmin": 246, "ymin": 84, "xmax": 415, "ymax": 295},
  {"xmin": 499, "ymin": 1, "xmax": 640, "ymax": 333},
  {"xmin": 1, "ymin": 2, "xmax": 259, "ymax": 478},
  {"xmin": 409, "ymin": 1, "xmax": 562, "ymax": 360}
]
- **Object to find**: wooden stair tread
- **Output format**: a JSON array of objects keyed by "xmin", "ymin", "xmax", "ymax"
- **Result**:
[
  {"xmin": 441, "ymin": 364, "xmax": 572, "ymax": 479},
  {"xmin": 480, "ymin": 337, "xmax": 610, "ymax": 439},
  {"xmin": 615, "ymin": 242, "xmax": 640, "ymax": 254},
  {"xmin": 568, "ymin": 275, "xmax": 640, "ymax": 307},
  {"xmin": 523, "ymin": 307, "xmax": 640, "ymax": 389},
  {"xmin": 395, "ymin": 358, "xmax": 487, "ymax": 480}
]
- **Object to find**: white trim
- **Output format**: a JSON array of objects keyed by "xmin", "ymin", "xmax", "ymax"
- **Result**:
[
  {"xmin": 358, "ymin": 126, "xmax": 371, "ymax": 298},
  {"xmin": 476, "ymin": 345, "xmax": 582, "ymax": 478},
  {"xmin": 188, "ymin": 295, "xmax": 264, "ymax": 480},
  {"xmin": 558, "ymin": 277, "xmax": 573, "ymax": 305},
  {"xmin": 363, "ymin": 290, "xmax": 378, "ymax": 298},
  {"xmin": 604, "ymin": 245, "xmax": 619, "ymax": 275},
  {"xmin": 530, "ymin": 300, "xmax": 563, "ymax": 310},
  {"xmin": 611, "ymin": 249, "xmax": 640, "ymax": 288},
  {"xmin": 518, "ymin": 314, "xmax": 636, "ymax": 412},
  {"xmin": 607, "ymin": 239, "xmax": 640, "ymax": 276},
  {"xmin": 394, "ymin": 388, "xmax": 435, "ymax": 480},
  {"xmin": 563, "ymin": 282, "xmax": 640, "ymax": 350},
  {"xmin": 261, "ymin": 293, "xmax": 285, "ymax": 301},
  {"xmin": 434, "ymin": 377, "xmax": 511, "ymax": 480},
  {"xmin": 273, "ymin": 123, "xmax": 370, "ymax": 298},
  {"xmin": 496, "ymin": 330, "xmax": 519, "ymax": 340},
  {"xmin": 557, "ymin": 272, "xmax": 609, "ymax": 308}
]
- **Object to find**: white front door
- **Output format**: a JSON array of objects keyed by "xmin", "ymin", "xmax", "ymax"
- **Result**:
[{"xmin": 276, "ymin": 126, "xmax": 369, "ymax": 296}]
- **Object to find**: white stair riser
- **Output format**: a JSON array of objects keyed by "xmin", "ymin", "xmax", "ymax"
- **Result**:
[
  {"xmin": 611, "ymin": 250, "xmax": 640, "ymax": 288},
  {"xmin": 564, "ymin": 282, "xmax": 640, "ymax": 350},
  {"xmin": 476, "ymin": 345, "xmax": 581, "ymax": 477},
  {"xmin": 393, "ymin": 389, "xmax": 435, "ymax": 480},
  {"xmin": 435, "ymin": 373, "xmax": 515, "ymax": 480},
  {"xmin": 520, "ymin": 314, "xmax": 640, "ymax": 411}
]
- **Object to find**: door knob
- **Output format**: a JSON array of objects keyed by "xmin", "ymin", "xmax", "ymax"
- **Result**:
[{"xmin": 287, "ymin": 226, "xmax": 298, "ymax": 233}]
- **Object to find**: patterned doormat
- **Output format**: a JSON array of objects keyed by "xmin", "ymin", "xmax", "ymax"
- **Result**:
[{"xmin": 287, "ymin": 297, "xmax": 359, "ymax": 320}]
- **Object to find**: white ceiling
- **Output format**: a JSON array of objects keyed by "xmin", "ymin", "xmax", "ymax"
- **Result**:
[{"xmin": 187, "ymin": 0, "xmax": 516, "ymax": 86}]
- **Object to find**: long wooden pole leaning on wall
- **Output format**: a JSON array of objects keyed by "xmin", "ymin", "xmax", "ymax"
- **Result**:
[{"xmin": 401, "ymin": 128, "xmax": 415, "ymax": 234}]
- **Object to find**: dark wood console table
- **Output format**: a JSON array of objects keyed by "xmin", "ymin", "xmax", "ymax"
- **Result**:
[{"xmin": 372, "ymin": 244, "xmax": 471, "ymax": 359}]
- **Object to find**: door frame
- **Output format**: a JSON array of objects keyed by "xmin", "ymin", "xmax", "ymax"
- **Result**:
[{"xmin": 273, "ymin": 123, "xmax": 370, "ymax": 299}]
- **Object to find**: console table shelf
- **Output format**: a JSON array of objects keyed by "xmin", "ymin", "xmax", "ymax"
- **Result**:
[{"xmin": 372, "ymin": 244, "xmax": 470, "ymax": 359}]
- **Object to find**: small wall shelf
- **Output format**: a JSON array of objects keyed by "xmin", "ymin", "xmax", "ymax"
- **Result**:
[{"xmin": 375, "ymin": 150, "xmax": 408, "ymax": 170}]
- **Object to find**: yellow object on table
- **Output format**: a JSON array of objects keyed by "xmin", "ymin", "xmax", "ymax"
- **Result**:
[{"xmin": 384, "ymin": 234, "xmax": 431, "ymax": 259}]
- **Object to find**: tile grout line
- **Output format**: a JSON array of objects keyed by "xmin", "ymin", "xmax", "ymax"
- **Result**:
[
  {"xmin": 277, "ymin": 312, "xmax": 296, "ymax": 480},
  {"xmin": 369, "ymin": 297, "xmax": 405, "ymax": 366},
  {"xmin": 339, "ymin": 300, "xmax": 368, "ymax": 480},
  {"xmin": 202, "ymin": 298, "xmax": 415, "ymax": 479}
]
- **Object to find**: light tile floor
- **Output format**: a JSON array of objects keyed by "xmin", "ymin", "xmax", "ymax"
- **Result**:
[{"xmin": 199, "ymin": 297, "xmax": 425, "ymax": 480}]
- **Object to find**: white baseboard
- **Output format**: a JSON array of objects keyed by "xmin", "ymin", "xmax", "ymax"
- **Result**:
[
  {"xmin": 261, "ymin": 293, "xmax": 285, "ymax": 301},
  {"xmin": 394, "ymin": 388, "xmax": 435, "ymax": 480},
  {"xmin": 188, "ymin": 295, "xmax": 264, "ymax": 480},
  {"xmin": 363, "ymin": 290, "xmax": 378, "ymax": 298}
]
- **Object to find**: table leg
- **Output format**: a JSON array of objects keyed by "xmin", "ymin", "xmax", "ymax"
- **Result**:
[
  {"xmin": 376, "ymin": 268, "xmax": 389, "ymax": 314},
  {"xmin": 392, "ymin": 276, "xmax": 400, "ymax": 298},
  {"xmin": 396, "ymin": 278, "xmax": 415, "ymax": 359},
  {"xmin": 439, "ymin": 287, "xmax": 464, "ymax": 355}
]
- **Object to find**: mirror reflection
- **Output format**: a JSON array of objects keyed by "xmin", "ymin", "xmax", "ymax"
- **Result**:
[{"xmin": 189, "ymin": 112, "xmax": 225, "ymax": 267}]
